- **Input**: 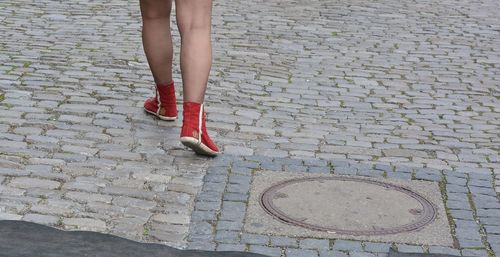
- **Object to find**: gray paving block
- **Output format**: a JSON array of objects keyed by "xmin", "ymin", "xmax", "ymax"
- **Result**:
[
  {"xmin": 299, "ymin": 238, "xmax": 331, "ymax": 250},
  {"xmin": 460, "ymin": 249, "xmax": 488, "ymax": 257},
  {"xmin": 428, "ymin": 246, "xmax": 461, "ymax": 255},
  {"xmin": 241, "ymin": 234, "xmax": 270, "ymax": 245},
  {"xmin": 395, "ymin": 244, "xmax": 424, "ymax": 253},
  {"xmin": 484, "ymin": 225, "xmax": 500, "ymax": 234},
  {"xmin": 350, "ymin": 252, "xmax": 377, "ymax": 257},
  {"xmin": 457, "ymin": 239, "xmax": 484, "ymax": 249},
  {"xmin": 223, "ymin": 193, "xmax": 248, "ymax": 202},
  {"xmin": 332, "ymin": 240, "xmax": 363, "ymax": 251},
  {"xmin": 319, "ymin": 250, "xmax": 349, "ymax": 257},
  {"xmin": 216, "ymin": 221, "xmax": 243, "ymax": 231},
  {"xmin": 334, "ymin": 167, "xmax": 358, "ymax": 175},
  {"xmin": 309, "ymin": 166, "xmax": 331, "ymax": 173},
  {"xmin": 489, "ymin": 243, "xmax": 500, "ymax": 253},
  {"xmin": 285, "ymin": 248, "xmax": 319, "ymax": 257},
  {"xmin": 364, "ymin": 242, "xmax": 392, "ymax": 253},
  {"xmin": 188, "ymin": 241, "xmax": 217, "ymax": 251},
  {"xmin": 216, "ymin": 244, "xmax": 247, "ymax": 252},
  {"xmin": 215, "ymin": 230, "xmax": 241, "ymax": 243},
  {"xmin": 270, "ymin": 236, "xmax": 298, "ymax": 247},
  {"xmin": 233, "ymin": 160, "xmax": 260, "ymax": 169},
  {"xmin": 249, "ymin": 245, "xmax": 282, "ymax": 257}
]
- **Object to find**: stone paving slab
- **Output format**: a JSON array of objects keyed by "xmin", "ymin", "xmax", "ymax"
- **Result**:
[{"xmin": 244, "ymin": 170, "xmax": 452, "ymax": 246}]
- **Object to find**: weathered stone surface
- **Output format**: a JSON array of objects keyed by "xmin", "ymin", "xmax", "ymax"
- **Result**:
[
  {"xmin": 9, "ymin": 178, "xmax": 60, "ymax": 190},
  {"xmin": 1, "ymin": 0, "xmax": 499, "ymax": 254}
]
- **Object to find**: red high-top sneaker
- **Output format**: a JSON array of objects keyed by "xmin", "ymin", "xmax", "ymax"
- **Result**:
[
  {"xmin": 180, "ymin": 102, "xmax": 220, "ymax": 156},
  {"xmin": 144, "ymin": 81, "xmax": 178, "ymax": 121}
]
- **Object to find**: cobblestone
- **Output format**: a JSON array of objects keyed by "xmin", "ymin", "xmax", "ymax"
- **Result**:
[
  {"xmin": 349, "ymin": 252, "xmax": 377, "ymax": 257},
  {"xmin": 0, "ymin": 212, "xmax": 23, "ymax": 220},
  {"xmin": 9, "ymin": 177, "xmax": 60, "ymax": 190},
  {"xmin": 395, "ymin": 245, "xmax": 424, "ymax": 253},
  {"xmin": 270, "ymin": 236, "xmax": 299, "ymax": 248},
  {"xmin": 249, "ymin": 245, "xmax": 282, "ymax": 256},
  {"xmin": 64, "ymin": 191, "xmax": 112, "ymax": 204},
  {"xmin": 299, "ymin": 239, "xmax": 331, "ymax": 250},
  {"xmin": 461, "ymin": 249, "xmax": 489, "ymax": 257},
  {"xmin": 216, "ymin": 244, "xmax": 246, "ymax": 252},
  {"xmin": 216, "ymin": 220, "xmax": 243, "ymax": 231},
  {"xmin": 363, "ymin": 242, "xmax": 391, "ymax": 253},
  {"xmin": 428, "ymin": 246, "xmax": 461, "ymax": 256},
  {"xmin": 214, "ymin": 230, "xmax": 240, "ymax": 244},
  {"xmin": 319, "ymin": 251, "xmax": 349, "ymax": 257},
  {"xmin": 1, "ymin": 0, "xmax": 500, "ymax": 254},
  {"xmin": 62, "ymin": 218, "xmax": 107, "ymax": 231},
  {"xmin": 22, "ymin": 213, "xmax": 59, "ymax": 226},
  {"xmin": 241, "ymin": 234, "xmax": 270, "ymax": 245},
  {"xmin": 285, "ymin": 248, "xmax": 319, "ymax": 257},
  {"xmin": 332, "ymin": 240, "xmax": 363, "ymax": 252}
]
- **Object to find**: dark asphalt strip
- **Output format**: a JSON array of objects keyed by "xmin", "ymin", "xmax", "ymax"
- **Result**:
[{"xmin": 0, "ymin": 221, "xmax": 266, "ymax": 257}]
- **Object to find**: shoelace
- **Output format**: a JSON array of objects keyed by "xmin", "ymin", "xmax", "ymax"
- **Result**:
[
  {"xmin": 156, "ymin": 88, "xmax": 161, "ymax": 115},
  {"xmin": 198, "ymin": 103, "xmax": 203, "ymax": 144}
]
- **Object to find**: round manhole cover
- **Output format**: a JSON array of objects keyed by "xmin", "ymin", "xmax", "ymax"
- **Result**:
[{"xmin": 259, "ymin": 176, "xmax": 437, "ymax": 236}]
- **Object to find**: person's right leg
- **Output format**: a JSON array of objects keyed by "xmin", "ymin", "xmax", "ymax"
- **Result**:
[
  {"xmin": 175, "ymin": 0, "xmax": 219, "ymax": 156},
  {"xmin": 175, "ymin": 0, "xmax": 213, "ymax": 103}
]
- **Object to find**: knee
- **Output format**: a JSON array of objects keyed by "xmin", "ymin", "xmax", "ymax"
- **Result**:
[
  {"xmin": 177, "ymin": 20, "xmax": 210, "ymax": 36},
  {"xmin": 142, "ymin": 10, "xmax": 170, "ymax": 21}
]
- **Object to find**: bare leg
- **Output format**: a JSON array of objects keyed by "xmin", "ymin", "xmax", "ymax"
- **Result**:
[
  {"xmin": 175, "ymin": 0, "xmax": 213, "ymax": 103},
  {"xmin": 139, "ymin": 0, "xmax": 173, "ymax": 85}
]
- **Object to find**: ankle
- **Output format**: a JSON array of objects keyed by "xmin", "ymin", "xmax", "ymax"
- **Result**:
[
  {"xmin": 156, "ymin": 81, "xmax": 174, "ymax": 87},
  {"xmin": 183, "ymin": 98, "xmax": 205, "ymax": 104}
]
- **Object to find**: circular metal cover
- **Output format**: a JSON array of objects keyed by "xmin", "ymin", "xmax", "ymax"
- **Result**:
[{"xmin": 259, "ymin": 176, "xmax": 437, "ymax": 236}]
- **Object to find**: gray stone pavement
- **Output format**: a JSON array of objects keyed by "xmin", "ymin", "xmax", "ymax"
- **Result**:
[
  {"xmin": 0, "ymin": 0, "xmax": 499, "ymax": 256},
  {"xmin": 188, "ymin": 155, "xmax": 499, "ymax": 257}
]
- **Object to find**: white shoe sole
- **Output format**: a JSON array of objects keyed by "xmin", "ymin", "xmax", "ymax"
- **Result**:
[
  {"xmin": 180, "ymin": 137, "xmax": 219, "ymax": 157},
  {"xmin": 144, "ymin": 108, "xmax": 177, "ymax": 121}
]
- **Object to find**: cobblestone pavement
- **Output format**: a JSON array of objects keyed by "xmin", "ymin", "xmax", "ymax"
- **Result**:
[
  {"xmin": 0, "ymin": 0, "xmax": 213, "ymax": 249},
  {"xmin": 189, "ymin": 155, "xmax": 500, "ymax": 257},
  {"xmin": 0, "ymin": 0, "xmax": 499, "ymax": 256}
]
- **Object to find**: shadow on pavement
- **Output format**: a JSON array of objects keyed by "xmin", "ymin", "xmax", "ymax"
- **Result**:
[{"xmin": 0, "ymin": 221, "xmax": 266, "ymax": 257}]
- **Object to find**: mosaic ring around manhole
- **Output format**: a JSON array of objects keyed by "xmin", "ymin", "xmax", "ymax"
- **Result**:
[{"xmin": 259, "ymin": 176, "xmax": 437, "ymax": 236}]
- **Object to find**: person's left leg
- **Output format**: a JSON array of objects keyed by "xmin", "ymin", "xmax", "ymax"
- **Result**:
[{"xmin": 140, "ymin": 0, "xmax": 178, "ymax": 120}]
